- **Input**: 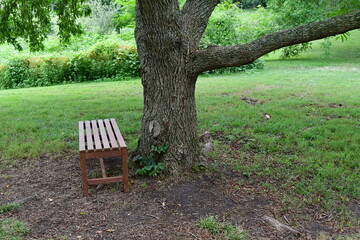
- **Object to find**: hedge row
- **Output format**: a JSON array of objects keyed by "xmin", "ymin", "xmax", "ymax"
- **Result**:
[
  {"xmin": 0, "ymin": 43, "xmax": 264, "ymax": 89},
  {"xmin": 0, "ymin": 44, "xmax": 141, "ymax": 89}
]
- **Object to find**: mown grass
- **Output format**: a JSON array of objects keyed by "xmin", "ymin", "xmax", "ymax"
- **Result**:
[
  {"xmin": 0, "ymin": 31, "xmax": 359, "ymax": 225},
  {"xmin": 198, "ymin": 216, "xmax": 248, "ymax": 240},
  {"xmin": 0, "ymin": 79, "xmax": 143, "ymax": 162}
]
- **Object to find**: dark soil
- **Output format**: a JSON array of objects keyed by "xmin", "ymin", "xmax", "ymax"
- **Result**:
[{"xmin": 0, "ymin": 153, "xmax": 359, "ymax": 239}]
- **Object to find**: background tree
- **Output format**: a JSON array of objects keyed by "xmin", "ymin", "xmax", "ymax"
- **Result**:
[
  {"xmin": 81, "ymin": 0, "xmax": 120, "ymax": 35},
  {"xmin": 1, "ymin": 0, "xmax": 359, "ymax": 175}
]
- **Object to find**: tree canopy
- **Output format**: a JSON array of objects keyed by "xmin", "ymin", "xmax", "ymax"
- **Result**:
[{"xmin": 0, "ymin": 0, "xmax": 90, "ymax": 51}]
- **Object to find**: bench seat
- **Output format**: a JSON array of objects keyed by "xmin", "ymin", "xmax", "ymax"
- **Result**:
[{"xmin": 79, "ymin": 118, "xmax": 129, "ymax": 196}]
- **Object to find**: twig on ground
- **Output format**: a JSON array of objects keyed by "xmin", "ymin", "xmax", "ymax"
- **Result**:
[
  {"xmin": 283, "ymin": 215, "xmax": 290, "ymax": 224},
  {"xmin": 263, "ymin": 215, "xmax": 301, "ymax": 236},
  {"xmin": 146, "ymin": 214, "xmax": 159, "ymax": 219},
  {"xmin": 188, "ymin": 232, "xmax": 199, "ymax": 239}
]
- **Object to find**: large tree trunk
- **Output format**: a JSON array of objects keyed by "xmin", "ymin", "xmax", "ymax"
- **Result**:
[
  {"xmin": 135, "ymin": 0, "xmax": 206, "ymax": 174},
  {"xmin": 138, "ymin": 69, "xmax": 199, "ymax": 173}
]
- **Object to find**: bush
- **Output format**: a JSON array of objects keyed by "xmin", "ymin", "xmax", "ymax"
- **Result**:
[
  {"xmin": 0, "ymin": 44, "xmax": 141, "ymax": 89},
  {"xmin": 0, "ymin": 59, "xmax": 29, "ymax": 89},
  {"xmin": 203, "ymin": 58, "xmax": 264, "ymax": 75}
]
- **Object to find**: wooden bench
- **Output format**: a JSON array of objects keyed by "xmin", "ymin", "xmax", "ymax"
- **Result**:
[{"xmin": 78, "ymin": 118, "xmax": 129, "ymax": 196}]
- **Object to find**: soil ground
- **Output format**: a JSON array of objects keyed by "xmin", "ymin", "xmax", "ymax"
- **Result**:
[{"xmin": 0, "ymin": 153, "xmax": 359, "ymax": 240}]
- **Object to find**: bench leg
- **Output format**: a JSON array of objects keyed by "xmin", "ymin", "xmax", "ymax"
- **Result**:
[
  {"xmin": 121, "ymin": 148, "xmax": 129, "ymax": 192},
  {"xmin": 80, "ymin": 153, "xmax": 89, "ymax": 196}
]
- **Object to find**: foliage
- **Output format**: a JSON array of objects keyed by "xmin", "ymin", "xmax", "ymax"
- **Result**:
[
  {"xmin": 80, "ymin": 0, "xmax": 120, "ymax": 35},
  {"xmin": 0, "ymin": 59, "xmax": 32, "ymax": 89},
  {"xmin": 133, "ymin": 145, "xmax": 168, "ymax": 177},
  {"xmin": 114, "ymin": 0, "xmax": 136, "ymax": 28},
  {"xmin": 201, "ymin": 3, "xmax": 278, "ymax": 48},
  {"xmin": 198, "ymin": 216, "xmax": 248, "ymax": 240},
  {"xmin": 236, "ymin": 0, "xmax": 267, "ymax": 9},
  {"xmin": 203, "ymin": 59, "xmax": 264, "ymax": 75},
  {"xmin": 200, "ymin": 3, "xmax": 272, "ymax": 73},
  {"xmin": 0, "ymin": 44, "xmax": 141, "ymax": 89},
  {"xmin": 0, "ymin": 203, "xmax": 20, "ymax": 214},
  {"xmin": 0, "ymin": 218, "xmax": 29, "ymax": 240},
  {"xmin": 267, "ymin": 0, "xmax": 360, "ymax": 58},
  {"xmin": 0, "ymin": 0, "xmax": 90, "ymax": 51}
]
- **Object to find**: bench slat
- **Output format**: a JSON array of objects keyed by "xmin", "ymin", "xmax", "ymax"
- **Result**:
[
  {"xmin": 110, "ymin": 118, "xmax": 127, "ymax": 148},
  {"xmin": 79, "ymin": 121, "xmax": 86, "ymax": 152},
  {"xmin": 91, "ymin": 120, "xmax": 102, "ymax": 150},
  {"xmin": 98, "ymin": 119, "xmax": 111, "ymax": 150},
  {"xmin": 85, "ymin": 121, "xmax": 94, "ymax": 151},
  {"xmin": 104, "ymin": 119, "xmax": 119, "ymax": 149}
]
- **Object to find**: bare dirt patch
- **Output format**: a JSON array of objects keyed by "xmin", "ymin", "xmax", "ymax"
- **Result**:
[
  {"xmin": 0, "ymin": 153, "xmax": 359, "ymax": 239},
  {"xmin": 240, "ymin": 97, "xmax": 259, "ymax": 105}
]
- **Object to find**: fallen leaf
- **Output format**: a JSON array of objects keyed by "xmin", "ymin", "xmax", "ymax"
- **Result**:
[
  {"xmin": 96, "ymin": 231, "xmax": 102, "ymax": 234},
  {"xmin": 106, "ymin": 229, "xmax": 115, "ymax": 232}
]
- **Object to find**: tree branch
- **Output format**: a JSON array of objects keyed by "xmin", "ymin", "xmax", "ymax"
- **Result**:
[
  {"xmin": 181, "ymin": 0, "xmax": 219, "ymax": 51},
  {"xmin": 193, "ymin": 10, "xmax": 360, "ymax": 74}
]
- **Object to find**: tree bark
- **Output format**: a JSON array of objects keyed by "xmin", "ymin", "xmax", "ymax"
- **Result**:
[
  {"xmin": 135, "ymin": 0, "xmax": 203, "ymax": 174},
  {"xmin": 135, "ymin": 0, "xmax": 360, "ymax": 175}
]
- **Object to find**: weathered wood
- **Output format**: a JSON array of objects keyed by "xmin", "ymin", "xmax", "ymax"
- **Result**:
[
  {"xmin": 79, "ymin": 152, "xmax": 89, "ymax": 196},
  {"xmin": 99, "ymin": 158, "xmax": 107, "ymax": 178},
  {"xmin": 85, "ymin": 120, "xmax": 94, "ymax": 151},
  {"xmin": 88, "ymin": 176, "xmax": 123, "ymax": 185},
  {"xmin": 98, "ymin": 119, "xmax": 111, "ymax": 150},
  {"xmin": 83, "ymin": 149, "xmax": 121, "ymax": 160},
  {"xmin": 91, "ymin": 120, "xmax": 102, "ymax": 150},
  {"xmin": 78, "ymin": 119, "xmax": 129, "ymax": 196},
  {"xmin": 110, "ymin": 118, "xmax": 127, "ymax": 148},
  {"xmin": 121, "ymin": 148, "xmax": 129, "ymax": 192},
  {"xmin": 78, "ymin": 121, "xmax": 85, "ymax": 152},
  {"xmin": 104, "ymin": 119, "xmax": 119, "ymax": 149}
]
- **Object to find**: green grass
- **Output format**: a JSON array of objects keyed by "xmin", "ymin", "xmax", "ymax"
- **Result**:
[
  {"xmin": 0, "ymin": 219, "xmax": 29, "ymax": 240},
  {"xmin": 195, "ymin": 31, "xmax": 360, "ymax": 207},
  {"xmin": 0, "ymin": 30, "xmax": 359, "ymax": 223},
  {"xmin": 0, "ymin": 79, "xmax": 143, "ymax": 161},
  {"xmin": 0, "ymin": 203, "xmax": 20, "ymax": 214},
  {"xmin": 198, "ymin": 216, "xmax": 248, "ymax": 240}
]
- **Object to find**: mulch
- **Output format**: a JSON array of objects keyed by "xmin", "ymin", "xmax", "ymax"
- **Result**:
[{"xmin": 1, "ymin": 153, "xmax": 359, "ymax": 239}]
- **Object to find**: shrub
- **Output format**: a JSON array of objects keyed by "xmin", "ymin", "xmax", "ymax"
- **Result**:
[
  {"xmin": 41, "ymin": 58, "xmax": 71, "ymax": 85},
  {"xmin": 0, "ymin": 59, "xmax": 32, "ymax": 89},
  {"xmin": 0, "ymin": 44, "xmax": 141, "ymax": 89},
  {"xmin": 203, "ymin": 58, "xmax": 264, "ymax": 75},
  {"xmin": 133, "ymin": 145, "xmax": 168, "ymax": 177}
]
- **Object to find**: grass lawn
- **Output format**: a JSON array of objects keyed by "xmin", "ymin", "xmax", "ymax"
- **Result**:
[{"xmin": 0, "ymin": 30, "xmax": 359, "ymax": 230}]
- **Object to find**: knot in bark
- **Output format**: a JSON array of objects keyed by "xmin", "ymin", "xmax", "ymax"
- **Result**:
[{"xmin": 149, "ymin": 120, "xmax": 161, "ymax": 137}]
